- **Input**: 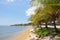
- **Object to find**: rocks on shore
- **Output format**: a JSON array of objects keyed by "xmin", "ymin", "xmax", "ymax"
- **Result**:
[{"xmin": 39, "ymin": 35, "xmax": 55, "ymax": 40}]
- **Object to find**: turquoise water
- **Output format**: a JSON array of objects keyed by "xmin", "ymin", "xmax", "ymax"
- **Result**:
[{"xmin": 0, "ymin": 26, "xmax": 27, "ymax": 40}]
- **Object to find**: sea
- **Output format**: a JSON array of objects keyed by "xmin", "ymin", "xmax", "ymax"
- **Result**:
[{"xmin": 0, "ymin": 26, "xmax": 27, "ymax": 40}]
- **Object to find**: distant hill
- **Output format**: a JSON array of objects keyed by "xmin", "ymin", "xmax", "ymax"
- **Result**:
[{"xmin": 11, "ymin": 23, "xmax": 32, "ymax": 26}]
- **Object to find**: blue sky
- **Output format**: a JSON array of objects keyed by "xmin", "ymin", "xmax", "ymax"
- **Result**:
[{"xmin": 0, "ymin": 0, "xmax": 31, "ymax": 25}]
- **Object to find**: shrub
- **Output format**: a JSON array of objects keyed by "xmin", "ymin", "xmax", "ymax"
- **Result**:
[{"xmin": 35, "ymin": 29, "xmax": 52, "ymax": 36}]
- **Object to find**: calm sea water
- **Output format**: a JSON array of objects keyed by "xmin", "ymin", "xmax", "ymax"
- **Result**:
[{"xmin": 0, "ymin": 26, "xmax": 27, "ymax": 40}]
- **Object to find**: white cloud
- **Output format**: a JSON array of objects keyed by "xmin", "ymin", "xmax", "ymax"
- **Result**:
[
  {"xmin": 26, "ymin": 4, "xmax": 44, "ymax": 16},
  {"xmin": 26, "ymin": 6, "xmax": 37, "ymax": 16},
  {"xmin": 0, "ymin": 0, "xmax": 16, "ymax": 4},
  {"xmin": 6, "ymin": 0, "xmax": 15, "ymax": 3}
]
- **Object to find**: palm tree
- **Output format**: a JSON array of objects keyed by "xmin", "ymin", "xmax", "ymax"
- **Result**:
[
  {"xmin": 30, "ymin": 7, "xmax": 51, "ymax": 29},
  {"xmin": 31, "ymin": 0, "xmax": 60, "ymax": 32}
]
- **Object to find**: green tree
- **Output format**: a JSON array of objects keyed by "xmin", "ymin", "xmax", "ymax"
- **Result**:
[
  {"xmin": 31, "ymin": 0, "xmax": 60, "ymax": 32},
  {"xmin": 30, "ymin": 7, "xmax": 51, "ymax": 29}
]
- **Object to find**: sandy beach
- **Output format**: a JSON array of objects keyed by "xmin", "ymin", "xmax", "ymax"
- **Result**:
[
  {"xmin": 9, "ymin": 25, "xmax": 60, "ymax": 40},
  {"xmin": 12, "ymin": 26, "xmax": 33, "ymax": 40}
]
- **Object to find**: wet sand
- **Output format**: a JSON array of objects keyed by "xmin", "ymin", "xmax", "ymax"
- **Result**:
[{"xmin": 12, "ymin": 26, "xmax": 32, "ymax": 40}]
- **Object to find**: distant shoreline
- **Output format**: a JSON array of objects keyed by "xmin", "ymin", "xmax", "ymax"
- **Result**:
[{"xmin": 10, "ymin": 23, "xmax": 32, "ymax": 26}]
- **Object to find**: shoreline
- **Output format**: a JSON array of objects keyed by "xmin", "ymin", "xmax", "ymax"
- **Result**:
[{"xmin": 12, "ymin": 26, "xmax": 33, "ymax": 40}]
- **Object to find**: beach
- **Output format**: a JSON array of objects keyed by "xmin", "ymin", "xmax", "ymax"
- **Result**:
[
  {"xmin": 12, "ymin": 26, "xmax": 33, "ymax": 40},
  {"xmin": 11, "ymin": 25, "xmax": 60, "ymax": 40},
  {"xmin": 0, "ymin": 26, "xmax": 28, "ymax": 40}
]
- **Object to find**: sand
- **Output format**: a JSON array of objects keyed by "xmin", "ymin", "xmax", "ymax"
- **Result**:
[
  {"xmin": 11, "ymin": 25, "xmax": 60, "ymax": 40},
  {"xmin": 12, "ymin": 26, "xmax": 33, "ymax": 40}
]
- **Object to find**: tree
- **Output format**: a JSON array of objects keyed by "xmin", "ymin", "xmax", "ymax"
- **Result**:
[
  {"xmin": 31, "ymin": 0, "xmax": 60, "ymax": 32},
  {"xmin": 30, "ymin": 7, "xmax": 51, "ymax": 29}
]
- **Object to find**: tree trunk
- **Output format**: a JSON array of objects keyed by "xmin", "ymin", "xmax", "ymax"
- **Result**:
[
  {"xmin": 53, "ymin": 20, "xmax": 57, "ymax": 33},
  {"xmin": 45, "ymin": 22, "xmax": 48, "ymax": 29},
  {"xmin": 39, "ymin": 23, "xmax": 42, "ymax": 29},
  {"xmin": 37, "ymin": 24, "xmax": 39, "ymax": 28}
]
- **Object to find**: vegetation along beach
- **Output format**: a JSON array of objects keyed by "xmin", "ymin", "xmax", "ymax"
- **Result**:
[{"xmin": 0, "ymin": 0, "xmax": 60, "ymax": 40}]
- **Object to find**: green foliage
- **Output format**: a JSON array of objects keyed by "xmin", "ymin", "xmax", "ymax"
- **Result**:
[
  {"xmin": 30, "ymin": 0, "xmax": 60, "ymax": 33},
  {"xmin": 33, "ymin": 0, "xmax": 60, "ymax": 4},
  {"xmin": 31, "ymin": 0, "xmax": 60, "ymax": 25},
  {"xmin": 35, "ymin": 29, "xmax": 52, "ymax": 36}
]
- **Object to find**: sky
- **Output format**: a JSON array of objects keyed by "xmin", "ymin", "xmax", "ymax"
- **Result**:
[{"xmin": 0, "ymin": 0, "xmax": 32, "ymax": 25}]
